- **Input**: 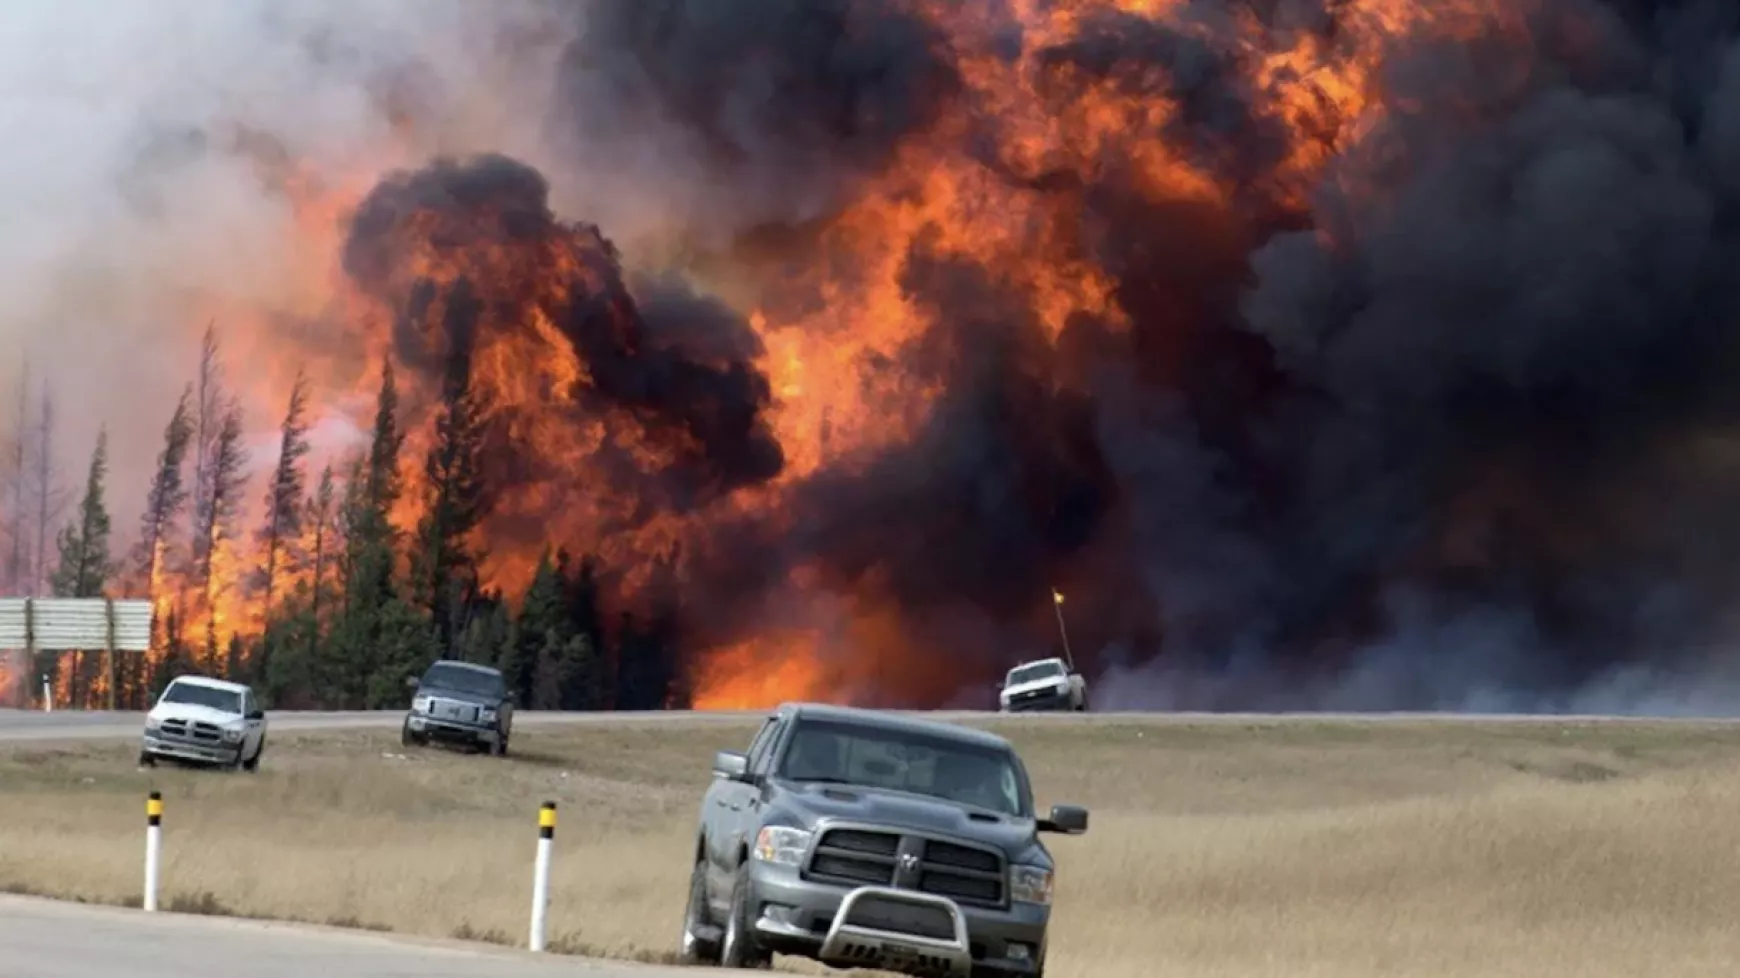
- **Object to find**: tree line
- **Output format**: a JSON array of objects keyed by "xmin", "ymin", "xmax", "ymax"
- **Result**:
[{"xmin": 1, "ymin": 326, "xmax": 685, "ymax": 711}]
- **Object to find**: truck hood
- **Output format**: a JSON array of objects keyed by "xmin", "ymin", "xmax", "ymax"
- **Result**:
[
  {"xmin": 148, "ymin": 703, "xmax": 244, "ymax": 727},
  {"xmin": 1001, "ymin": 676, "xmax": 1070, "ymax": 700},
  {"xmin": 416, "ymin": 685, "xmax": 497, "ymax": 705},
  {"xmin": 772, "ymin": 780, "xmax": 1046, "ymax": 860}
]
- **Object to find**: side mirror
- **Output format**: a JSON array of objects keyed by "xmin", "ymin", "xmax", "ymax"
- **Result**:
[
  {"xmin": 246, "ymin": 709, "xmax": 265, "ymax": 721},
  {"xmin": 1038, "ymin": 804, "xmax": 1089, "ymax": 835},
  {"xmin": 995, "ymin": 682, "xmax": 1006, "ymax": 691},
  {"xmin": 404, "ymin": 675, "xmax": 420, "ymax": 690},
  {"xmin": 712, "ymin": 750, "xmax": 749, "ymax": 781}
]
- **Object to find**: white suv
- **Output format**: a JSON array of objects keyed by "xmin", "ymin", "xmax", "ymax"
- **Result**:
[{"xmin": 140, "ymin": 675, "xmax": 268, "ymax": 771}]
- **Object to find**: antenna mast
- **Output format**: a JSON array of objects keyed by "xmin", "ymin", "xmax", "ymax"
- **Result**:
[{"xmin": 1050, "ymin": 587, "xmax": 1075, "ymax": 671}]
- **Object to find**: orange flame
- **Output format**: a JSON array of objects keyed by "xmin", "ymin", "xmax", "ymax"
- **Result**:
[{"xmin": 65, "ymin": 0, "xmax": 1549, "ymax": 711}]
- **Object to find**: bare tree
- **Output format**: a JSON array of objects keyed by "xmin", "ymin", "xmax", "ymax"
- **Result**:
[
  {"xmin": 2, "ymin": 359, "xmax": 30, "ymax": 594},
  {"xmin": 28, "ymin": 383, "xmax": 70, "ymax": 596},
  {"xmin": 188, "ymin": 322, "xmax": 225, "ymax": 584}
]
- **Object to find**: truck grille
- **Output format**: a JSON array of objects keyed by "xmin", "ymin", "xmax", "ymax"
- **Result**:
[
  {"xmin": 807, "ymin": 827, "xmax": 1007, "ymax": 908},
  {"xmin": 430, "ymin": 698, "xmax": 478, "ymax": 723},
  {"xmin": 158, "ymin": 718, "xmax": 223, "ymax": 744},
  {"xmin": 1010, "ymin": 686, "xmax": 1062, "ymax": 705}
]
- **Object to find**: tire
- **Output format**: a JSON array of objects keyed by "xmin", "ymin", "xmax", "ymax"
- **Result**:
[
  {"xmin": 679, "ymin": 858, "xmax": 721, "ymax": 966},
  {"xmin": 138, "ymin": 750, "xmax": 157, "ymax": 768},
  {"xmin": 490, "ymin": 732, "xmax": 507, "ymax": 757},
  {"xmin": 400, "ymin": 720, "xmax": 420, "ymax": 748},
  {"xmin": 718, "ymin": 862, "xmax": 772, "ymax": 970},
  {"xmin": 242, "ymin": 737, "xmax": 264, "ymax": 772}
]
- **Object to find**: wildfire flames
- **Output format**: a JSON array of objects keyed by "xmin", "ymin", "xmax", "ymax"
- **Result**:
[{"xmin": 39, "ymin": 0, "xmax": 1740, "ymax": 712}]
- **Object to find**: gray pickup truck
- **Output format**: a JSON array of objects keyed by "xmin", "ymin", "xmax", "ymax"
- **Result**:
[
  {"xmin": 680, "ymin": 703, "xmax": 1087, "ymax": 978},
  {"xmin": 400, "ymin": 660, "xmax": 514, "ymax": 755}
]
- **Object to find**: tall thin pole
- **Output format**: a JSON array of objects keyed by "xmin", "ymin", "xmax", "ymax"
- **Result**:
[
  {"xmin": 529, "ymin": 801, "xmax": 556, "ymax": 951},
  {"xmin": 1050, "ymin": 587, "xmax": 1074, "ymax": 671},
  {"xmin": 143, "ymin": 791, "xmax": 163, "ymax": 912},
  {"xmin": 105, "ymin": 599, "xmax": 116, "ymax": 711}
]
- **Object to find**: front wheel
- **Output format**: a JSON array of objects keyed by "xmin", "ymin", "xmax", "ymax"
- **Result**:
[
  {"xmin": 679, "ymin": 858, "xmax": 721, "ymax": 966},
  {"xmin": 719, "ymin": 863, "xmax": 772, "ymax": 970},
  {"xmin": 242, "ymin": 737, "xmax": 264, "ymax": 771}
]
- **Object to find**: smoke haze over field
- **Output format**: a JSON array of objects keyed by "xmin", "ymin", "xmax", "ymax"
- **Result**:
[{"xmin": 6, "ymin": 0, "xmax": 1740, "ymax": 712}]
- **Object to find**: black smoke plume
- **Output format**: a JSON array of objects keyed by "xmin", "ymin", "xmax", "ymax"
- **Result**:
[
  {"xmin": 341, "ymin": 152, "xmax": 785, "ymax": 509},
  {"xmin": 536, "ymin": 0, "xmax": 1740, "ymax": 712}
]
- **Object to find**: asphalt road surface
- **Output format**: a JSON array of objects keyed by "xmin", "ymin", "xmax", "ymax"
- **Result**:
[
  {"xmin": 1, "ymin": 706, "xmax": 1731, "ymax": 744},
  {"xmin": 0, "ymin": 894, "xmax": 697, "ymax": 978}
]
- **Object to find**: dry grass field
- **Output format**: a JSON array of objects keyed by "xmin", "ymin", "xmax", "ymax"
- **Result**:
[{"xmin": 2, "ymin": 714, "xmax": 1739, "ymax": 977}]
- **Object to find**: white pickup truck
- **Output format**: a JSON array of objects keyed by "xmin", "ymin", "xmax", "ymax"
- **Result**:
[
  {"xmin": 139, "ymin": 674, "xmax": 268, "ymax": 771},
  {"xmin": 997, "ymin": 656, "xmax": 1089, "ymax": 713}
]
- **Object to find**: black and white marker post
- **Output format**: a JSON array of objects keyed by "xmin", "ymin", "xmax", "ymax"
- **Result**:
[
  {"xmin": 143, "ymin": 791, "xmax": 163, "ymax": 912},
  {"xmin": 529, "ymin": 800, "xmax": 556, "ymax": 951}
]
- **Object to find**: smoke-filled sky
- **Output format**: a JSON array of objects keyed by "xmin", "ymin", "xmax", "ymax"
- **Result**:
[{"xmin": 7, "ymin": 0, "xmax": 1740, "ymax": 714}]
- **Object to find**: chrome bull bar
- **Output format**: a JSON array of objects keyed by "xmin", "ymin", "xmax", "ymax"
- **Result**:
[{"xmin": 818, "ymin": 885, "xmax": 972, "ymax": 977}]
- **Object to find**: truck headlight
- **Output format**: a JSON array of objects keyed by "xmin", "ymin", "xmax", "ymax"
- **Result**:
[
  {"xmin": 221, "ymin": 727, "xmax": 244, "ymax": 743},
  {"xmin": 752, "ymin": 826, "xmax": 814, "ymax": 867},
  {"xmin": 412, "ymin": 695, "xmax": 432, "ymax": 714},
  {"xmin": 1010, "ymin": 865, "xmax": 1053, "ymax": 905},
  {"xmin": 479, "ymin": 707, "xmax": 497, "ymax": 723},
  {"xmin": 144, "ymin": 716, "xmax": 162, "ymax": 731}
]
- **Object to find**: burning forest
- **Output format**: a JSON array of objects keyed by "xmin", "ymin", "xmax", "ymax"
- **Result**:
[{"xmin": 6, "ymin": 0, "xmax": 1740, "ymax": 713}]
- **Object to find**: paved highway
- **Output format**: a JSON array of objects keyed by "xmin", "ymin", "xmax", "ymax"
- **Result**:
[
  {"xmin": 0, "ymin": 894, "xmax": 695, "ymax": 978},
  {"xmin": 1, "ymin": 706, "xmax": 1732, "ymax": 744}
]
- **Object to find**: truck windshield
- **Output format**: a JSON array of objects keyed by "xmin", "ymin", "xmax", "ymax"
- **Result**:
[
  {"xmin": 159, "ymin": 682, "xmax": 242, "ymax": 715},
  {"xmin": 776, "ymin": 719, "xmax": 1031, "ymax": 817},
  {"xmin": 1008, "ymin": 661, "xmax": 1065, "ymax": 686},
  {"xmin": 421, "ymin": 662, "xmax": 503, "ymax": 697}
]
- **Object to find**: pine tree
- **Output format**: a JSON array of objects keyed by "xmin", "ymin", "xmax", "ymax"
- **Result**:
[
  {"xmin": 253, "ymin": 371, "xmax": 311, "ymax": 686},
  {"xmin": 257, "ymin": 368, "xmax": 311, "ymax": 621},
  {"xmin": 197, "ymin": 400, "xmax": 248, "ymax": 670},
  {"xmin": 47, "ymin": 429, "xmax": 111, "ymax": 706},
  {"xmin": 504, "ymin": 549, "xmax": 565, "ymax": 706},
  {"xmin": 286, "ymin": 463, "xmax": 337, "ymax": 700},
  {"xmin": 130, "ymin": 387, "xmax": 195, "ymax": 707},
  {"xmin": 564, "ymin": 553, "xmax": 608, "ymax": 708},
  {"xmin": 51, "ymin": 429, "xmax": 112, "ymax": 599},
  {"xmin": 413, "ymin": 278, "xmax": 492, "ymax": 654},
  {"xmin": 329, "ymin": 359, "xmax": 434, "ymax": 708}
]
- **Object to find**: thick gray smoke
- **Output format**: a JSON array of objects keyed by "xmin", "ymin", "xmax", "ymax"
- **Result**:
[{"xmin": 0, "ymin": 0, "xmax": 581, "ymax": 557}]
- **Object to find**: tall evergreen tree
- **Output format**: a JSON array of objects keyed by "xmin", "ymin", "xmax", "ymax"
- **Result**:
[
  {"xmin": 48, "ymin": 429, "xmax": 112, "ymax": 706},
  {"xmin": 253, "ymin": 371, "xmax": 311, "ymax": 685},
  {"xmin": 257, "ymin": 368, "xmax": 311, "ymax": 620},
  {"xmin": 330, "ymin": 359, "xmax": 433, "ymax": 708},
  {"xmin": 197, "ymin": 400, "xmax": 248, "ymax": 670},
  {"xmin": 51, "ymin": 428, "xmax": 112, "ymax": 599},
  {"xmin": 564, "ymin": 553, "xmax": 608, "ymax": 709},
  {"xmin": 131, "ymin": 387, "xmax": 195, "ymax": 707},
  {"xmin": 413, "ymin": 279, "xmax": 492, "ymax": 655},
  {"xmin": 293, "ymin": 463, "xmax": 337, "ymax": 696},
  {"xmin": 505, "ymin": 549, "xmax": 566, "ymax": 707}
]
